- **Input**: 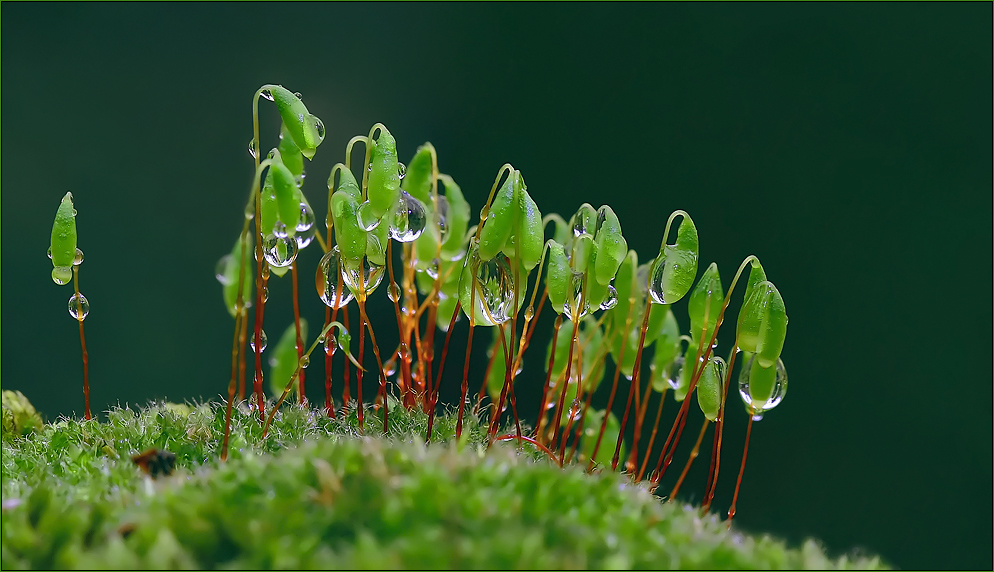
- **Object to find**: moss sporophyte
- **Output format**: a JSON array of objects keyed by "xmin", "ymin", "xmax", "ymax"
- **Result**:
[{"xmin": 42, "ymin": 84, "xmax": 794, "ymax": 532}]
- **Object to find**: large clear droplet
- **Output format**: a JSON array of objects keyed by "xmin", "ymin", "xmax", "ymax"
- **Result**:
[
  {"xmin": 397, "ymin": 162, "xmax": 407, "ymax": 179},
  {"xmin": 294, "ymin": 202, "xmax": 316, "ymax": 249},
  {"xmin": 316, "ymin": 247, "xmax": 354, "ymax": 309},
  {"xmin": 299, "ymin": 355, "xmax": 310, "ymax": 369},
  {"xmin": 260, "ymin": 89, "xmax": 274, "ymax": 102},
  {"xmin": 425, "ymin": 259, "xmax": 440, "ymax": 280},
  {"xmin": 738, "ymin": 355, "xmax": 787, "ymax": 420},
  {"xmin": 247, "ymin": 138, "xmax": 258, "ymax": 159},
  {"xmin": 600, "ymin": 285, "xmax": 619, "ymax": 310},
  {"xmin": 459, "ymin": 247, "xmax": 515, "ymax": 326},
  {"xmin": 434, "ymin": 195, "xmax": 451, "ymax": 241},
  {"xmin": 72, "ymin": 248, "xmax": 84, "ymax": 266},
  {"xmin": 215, "ymin": 255, "xmax": 233, "ymax": 285},
  {"xmin": 52, "ymin": 266, "xmax": 72, "ymax": 286},
  {"xmin": 342, "ymin": 256, "xmax": 385, "ymax": 299},
  {"xmin": 46, "ymin": 247, "xmax": 53, "ymax": 260},
  {"xmin": 250, "ymin": 329, "xmax": 268, "ymax": 352},
  {"xmin": 263, "ymin": 234, "xmax": 298, "ymax": 268},
  {"xmin": 273, "ymin": 221, "xmax": 288, "ymax": 239},
  {"xmin": 388, "ymin": 191, "xmax": 427, "ymax": 243},
  {"xmin": 324, "ymin": 333, "xmax": 338, "ymax": 356},
  {"xmin": 357, "ymin": 201, "xmax": 382, "ymax": 231},
  {"xmin": 68, "ymin": 292, "xmax": 89, "ymax": 321},
  {"xmin": 667, "ymin": 356, "xmax": 685, "ymax": 390},
  {"xmin": 563, "ymin": 272, "xmax": 589, "ymax": 322},
  {"xmin": 310, "ymin": 115, "xmax": 325, "ymax": 141},
  {"xmin": 387, "ymin": 282, "xmax": 401, "ymax": 303}
]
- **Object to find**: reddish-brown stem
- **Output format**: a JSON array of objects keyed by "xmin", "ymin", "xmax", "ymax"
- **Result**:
[
  {"xmin": 535, "ymin": 315, "xmax": 562, "ymax": 439},
  {"xmin": 668, "ymin": 418, "xmax": 710, "ymax": 499},
  {"xmin": 385, "ymin": 240, "xmax": 411, "ymax": 406},
  {"xmin": 727, "ymin": 415, "xmax": 754, "ymax": 528},
  {"xmin": 566, "ymin": 370, "xmax": 598, "ymax": 465},
  {"xmin": 550, "ymin": 303, "xmax": 584, "ymax": 454},
  {"xmin": 703, "ymin": 346, "xmax": 737, "ymax": 512},
  {"xmin": 252, "ymin": 272, "xmax": 269, "ymax": 422},
  {"xmin": 355, "ymin": 297, "xmax": 390, "ymax": 434},
  {"xmin": 477, "ymin": 338, "xmax": 503, "ymax": 408},
  {"xmin": 73, "ymin": 267, "xmax": 90, "ymax": 420},
  {"xmin": 456, "ymin": 323, "xmax": 475, "ymax": 439},
  {"xmin": 611, "ymin": 299, "xmax": 654, "ymax": 471},
  {"xmin": 636, "ymin": 387, "xmax": 668, "ymax": 481},
  {"xmin": 291, "ymin": 259, "xmax": 305, "ymax": 404},
  {"xmin": 494, "ymin": 434, "xmax": 560, "ymax": 465},
  {"xmin": 587, "ymin": 324, "xmax": 631, "ymax": 470},
  {"xmin": 341, "ymin": 307, "xmax": 352, "ymax": 406},
  {"xmin": 356, "ymin": 303, "xmax": 366, "ymax": 429},
  {"xmin": 557, "ymin": 325, "xmax": 587, "ymax": 463},
  {"xmin": 426, "ymin": 302, "xmax": 460, "ymax": 442},
  {"xmin": 237, "ymin": 309, "xmax": 248, "ymax": 401},
  {"xmin": 488, "ymin": 322, "xmax": 517, "ymax": 443},
  {"xmin": 221, "ymin": 308, "xmax": 241, "ymax": 461}
]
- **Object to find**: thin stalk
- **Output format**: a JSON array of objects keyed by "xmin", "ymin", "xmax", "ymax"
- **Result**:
[
  {"xmin": 535, "ymin": 315, "xmax": 563, "ymax": 438},
  {"xmin": 549, "ymin": 307, "xmax": 583, "ymax": 454},
  {"xmin": 355, "ymin": 295, "xmax": 390, "ymax": 433},
  {"xmin": 668, "ymin": 418, "xmax": 710, "ymax": 499},
  {"xmin": 237, "ymin": 308, "xmax": 248, "ymax": 401},
  {"xmin": 291, "ymin": 259, "xmax": 305, "ymax": 404},
  {"xmin": 611, "ymin": 298, "xmax": 653, "ymax": 471},
  {"xmin": 636, "ymin": 386, "xmax": 668, "ymax": 481},
  {"xmin": 703, "ymin": 345, "xmax": 738, "ymax": 512},
  {"xmin": 341, "ymin": 307, "xmax": 352, "ymax": 405},
  {"xmin": 72, "ymin": 266, "xmax": 90, "ymax": 420},
  {"xmin": 426, "ymin": 302, "xmax": 461, "ymax": 442},
  {"xmin": 727, "ymin": 415, "xmax": 754, "ymax": 528},
  {"xmin": 221, "ymin": 307, "xmax": 242, "ymax": 461}
]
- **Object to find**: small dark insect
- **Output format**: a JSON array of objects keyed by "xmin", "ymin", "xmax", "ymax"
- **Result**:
[{"xmin": 130, "ymin": 448, "xmax": 176, "ymax": 478}]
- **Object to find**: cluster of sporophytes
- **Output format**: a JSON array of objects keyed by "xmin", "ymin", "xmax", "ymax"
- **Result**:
[{"xmin": 49, "ymin": 83, "xmax": 790, "ymax": 526}]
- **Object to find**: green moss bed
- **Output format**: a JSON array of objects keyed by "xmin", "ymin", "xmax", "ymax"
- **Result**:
[{"xmin": 1, "ymin": 395, "xmax": 885, "ymax": 569}]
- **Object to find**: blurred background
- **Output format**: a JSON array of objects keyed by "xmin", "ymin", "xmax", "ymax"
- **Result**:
[{"xmin": 2, "ymin": 3, "xmax": 990, "ymax": 569}]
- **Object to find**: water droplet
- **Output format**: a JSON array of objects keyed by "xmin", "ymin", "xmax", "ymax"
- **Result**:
[
  {"xmin": 382, "ymin": 358, "xmax": 397, "ymax": 378},
  {"xmin": 563, "ymin": 272, "xmax": 589, "ymax": 322},
  {"xmin": 568, "ymin": 399, "xmax": 582, "ymax": 420},
  {"xmin": 388, "ymin": 191, "xmax": 427, "ymax": 242},
  {"xmin": 46, "ymin": 247, "xmax": 53, "ymax": 260},
  {"xmin": 425, "ymin": 259, "xmax": 440, "ymax": 280},
  {"xmin": 247, "ymin": 138, "xmax": 258, "ymax": 159},
  {"xmin": 357, "ymin": 201, "xmax": 382, "ymax": 231},
  {"xmin": 397, "ymin": 162, "xmax": 407, "ymax": 179},
  {"xmin": 215, "ymin": 255, "xmax": 233, "ymax": 284},
  {"xmin": 261, "ymin": 262, "xmax": 270, "ymax": 279},
  {"xmin": 599, "ymin": 285, "xmax": 619, "ymax": 310},
  {"xmin": 266, "ymin": 148, "xmax": 277, "ymax": 160},
  {"xmin": 310, "ymin": 115, "xmax": 325, "ymax": 141},
  {"xmin": 293, "ymin": 91, "xmax": 302, "ymax": 99},
  {"xmin": 263, "ymin": 234, "xmax": 298, "ymax": 268},
  {"xmin": 260, "ymin": 89, "xmax": 274, "ymax": 102},
  {"xmin": 738, "ymin": 355, "xmax": 787, "ymax": 418},
  {"xmin": 342, "ymin": 256, "xmax": 385, "ymax": 299},
  {"xmin": 667, "ymin": 356, "xmax": 685, "ymax": 391},
  {"xmin": 459, "ymin": 246, "xmax": 516, "ymax": 326},
  {"xmin": 295, "ymin": 226, "xmax": 315, "ymax": 249},
  {"xmin": 71, "ymin": 209, "xmax": 77, "ymax": 217},
  {"xmin": 387, "ymin": 282, "xmax": 401, "ymax": 303},
  {"xmin": 52, "ymin": 266, "xmax": 72, "ymax": 285},
  {"xmin": 250, "ymin": 329, "xmax": 268, "ymax": 352},
  {"xmin": 244, "ymin": 203, "xmax": 255, "ymax": 220},
  {"xmin": 299, "ymin": 355, "xmax": 310, "ymax": 369},
  {"xmin": 569, "ymin": 204, "xmax": 596, "ymax": 239},
  {"xmin": 295, "ymin": 172, "xmax": 307, "ymax": 186},
  {"xmin": 68, "ymin": 292, "xmax": 89, "ymax": 320},
  {"xmin": 324, "ymin": 333, "xmax": 338, "ymax": 355},
  {"xmin": 524, "ymin": 305, "xmax": 535, "ymax": 321},
  {"xmin": 316, "ymin": 248, "xmax": 355, "ymax": 309},
  {"xmin": 72, "ymin": 248, "xmax": 84, "ymax": 266},
  {"xmin": 434, "ymin": 195, "xmax": 451, "ymax": 241},
  {"xmin": 272, "ymin": 221, "xmax": 288, "ymax": 238}
]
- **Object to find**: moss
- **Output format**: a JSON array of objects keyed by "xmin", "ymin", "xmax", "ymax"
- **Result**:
[{"xmin": 1, "ymin": 400, "xmax": 885, "ymax": 569}]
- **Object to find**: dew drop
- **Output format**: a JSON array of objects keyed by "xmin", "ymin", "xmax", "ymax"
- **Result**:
[
  {"xmin": 524, "ymin": 305, "xmax": 535, "ymax": 321},
  {"xmin": 272, "ymin": 221, "xmax": 288, "ymax": 239},
  {"xmin": 215, "ymin": 255, "xmax": 233, "ymax": 285},
  {"xmin": 397, "ymin": 162, "xmax": 407, "ymax": 179},
  {"xmin": 52, "ymin": 266, "xmax": 72, "ymax": 286},
  {"xmin": 299, "ymin": 355, "xmax": 310, "ymax": 369},
  {"xmin": 738, "ymin": 355, "xmax": 787, "ymax": 418},
  {"xmin": 260, "ymin": 89, "xmax": 274, "ymax": 102},
  {"xmin": 667, "ymin": 356, "xmax": 686, "ymax": 391},
  {"xmin": 459, "ymin": 247, "xmax": 516, "ymax": 326},
  {"xmin": 324, "ymin": 333, "xmax": 338, "ymax": 356},
  {"xmin": 316, "ymin": 247, "xmax": 355, "ymax": 309},
  {"xmin": 262, "ymin": 286, "xmax": 269, "ymax": 302},
  {"xmin": 599, "ymin": 285, "xmax": 619, "ymax": 310},
  {"xmin": 247, "ymin": 138, "xmax": 258, "ymax": 159},
  {"xmin": 72, "ymin": 248, "xmax": 84, "ymax": 266},
  {"xmin": 434, "ymin": 195, "xmax": 451, "ymax": 241},
  {"xmin": 568, "ymin": 399, "xmax": 582, "ymax": 420},
  {"xmin": 266, "ymin": 148, "xmax": 277, "ymax": 160},
  {"xmin": 250, "ymin": 329, "xmax": 268, "ymax": 352},
  {"xmin": 294, "ymin": 202, "xmax": 316, "ymax": 248},
  {"xmin": 382, "ymin": 358, "xmax": 397, "ymax": 378},
  {"xmin": 68, "ymin": 293, "xmax": 89, "ymax": 320},
  {"xmin": 357, "ymin": 201, "xmax": 382, "ymax": 231},
  {"xmin": 387, "ymin": 282, "xmax": 401, "ymax": 303},
  {"xmin": 46, "ymin": 247, "xmax": 53, "ymax": 260},
  {"xmin": 563, "ymin": 272, "xmax": 589, "ymax": 322},
  {"xmin": 388, "ymin": 191, "xmax": 427, "ymax": 243},
  {"xmin": 261, "ymin": 262, "xmax": 270, "ymax": 279},
  {"xmin": 293, "ymin": 91, "xmax": 302, "ymax": 99},
  {"xmin": 262, "ymin": 234, "xmax": 298, "ymax": 268},
  {"xmin": 342, "ymin": 256, "xmax": 385, "ymax": 299},
  {"xmin": 425, "ymin": 259, "xmax": 440, "ymax": 280},
  {"xmin": 71, "ymin": 209, "xmax": 77, "ymax": 217}
]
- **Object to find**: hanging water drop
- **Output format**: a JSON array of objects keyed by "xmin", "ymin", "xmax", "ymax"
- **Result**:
[
  {"xmin": 262, "ymin": 286, "xmax": 269, "ymax": 302},
  {"xmin": 273, "ymin": 221, "xmax": 288, "ymax": 239},
  {"xmin": 648, "ymin": 246, "xmax": 698, "ymax": 305},
  {"xmin": 261, "ymin": 262, "xmax": 270, "ymax": 279},
  {"xmin": 324, "ymin": 333, "xmax": 338, "ymax": 356},
  {"xmin": 215, "ymin": 255, "xmax": 233, "ymax": 285},
  {"xmin": 524, "ymin": 305, "xmax": 535, "ymax": 322},
  {"xmin": 294, "ymin": 202, "xmax": 316, "ymax": 248},
  {"xmin": 68, "ymin": 292, "xmax": 89, "ymax": 321},
  {"xmin": 600, "ymin": 285, "xmax": 619, "ymax": 310},
  {"xmin": 311, "ymin": 115, "xmax": 325, "ymax": 140},
  {"xmin": 293, "ymin": 91, "xmax": 302, "ymax": 99},
  {"xmin": 387, "ymin": 282, "xmax": 401, "ymax": 303},
  {"xmin": 357, "ymin": 201, "xmax": 382, "ymax": 231},
  {"xmin": 250, "ymin": 329, "xmax": 268, "ymax": 352},
  {"xmin": 52, "ymin": 266, "xmax": 72, "ymax": 286},
  {"xmin": 426, "ymin": 259, "xmax": 440, "ymax": 280},
  {"xmin": 342, "ymin": 256, "xmax": 385, "ymax": 299},
  {"xmin": 667, "ymin": 356, "xmax": 686, "ymax": 391},
  {"xmin": 247, "ymin": 138, "xmax": 258, "ymax": 159},
  {"xmin": 47, "ymin": 247, "xmax": 53, "ymax": 260},
  {"xmin": 382, "ymin": 358, "xmax": 398, "ymax": 378},
  {"xmin": 458, "ymin": 246, "xmax": 516, "ymax": 326},
  {"xmin": 563, "ymin": 272, "xmax": 589, "ymax": 322},
  {"xmin": 260, "ymin": 89, "xmax": 274, "ymax": 102},
  {"xmin": 299, "ymin": 355, "xmax": 310, "ymax": 369},
  {"xmin": 388, "ymin": 191, "xmax": 427, "ymax": 243},
  {"xmin": 397, "ymin": 162, "xmax": 407, "ymax": 179},
  {"xmin": 72, "ymin": 248, "xmax": 84, "ymax": 266},
  {"xmin": 316, "ymin": 247, "xmax": 355, "ymax": 309},
  {"xmin": 738, "ymin": 355, "xmax": 787, "ymax": 419},
  {"xmin": 262, "ymin": 234, "xmax": 298, "ymax": 268}
]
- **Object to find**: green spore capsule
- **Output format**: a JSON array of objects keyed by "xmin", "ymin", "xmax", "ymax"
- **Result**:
[
  {"xmin": 401, "ymin": 144, "xmax": 434, "ymax": 204},
  {"xmin": 367, "ymin": 126, "xmax": 402, "ymax": 219},
  {"xmin": 687, "ymin": 262, "xmax": 724, "ymax": 346},
  {"xmin": 569, "ymin": 203, "xmax": 597, "ymax": 239},
  {"xmin": 697, "ymin": 356, "xmax": 726, "ymax": 422},
  {"xmin": 736, "ymin": 280, "xmax": 788, "ymax": 368},
  {"xmin": 439, "ymin": 177, "xmax": 470, "ymax": 260},
  {"xmin": 649, "ymin": 308, "xmax": 682, "ymax": 392},
  {"xmin": 268, "ymin": 320, "xmax": 308, "ymax": 397},
  {"xmin": 738, "ymin": 355, "xmax": 787, "ymax": 420},
  {"xmin": 501, "ymin": 175, "xmax": 544, "ymax": 271},
  {"xmin": 331, "ymin": 189, "xmax": 367, "ymax": 264},
  {"xmin": 648, "ymin": 212, "xmax": 699, "ymax": 304},
  {"xmin": 459, "ymin": 243, "xmax": 516, "ymax": 326},
  {"xmin": 592, "ymin": 205, "xmax": 627, "ymax": 286},
  {"xmin": 365, "ymin": 212, "xmax": 391, "ymax": 267},
  {"xmin": 219, "ymin": 235, "xmax": 254, "ymax": 317},
  {"xmin": 478, "ymin": 172, "xmax": 516, "ymax": 261},
  {"xmin": 269, "ymin": 150, "xmax": 300, "ymax": 238},
  {"xmin": 545, "ymin": 241, "xmax": 570, "ymax": 316},
  {"xmin": 277, "ymin": 124, "xmax": 305, "ymax": 179},
  {"xmin": 741, "ymin": 258, "xmax": 767, "ymax": 306},
  {"xmin": 50, "ymin": 192, "xmax": 77, "ymax": 285},
  {"xmin": 266, "ymin": 86, "xmax": 325, "ymax": 160}
]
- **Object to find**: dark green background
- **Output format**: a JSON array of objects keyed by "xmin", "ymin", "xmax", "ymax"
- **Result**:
[{"xmin": 2, "ymin": 4, "xmax": 990, "ymax": 570}]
